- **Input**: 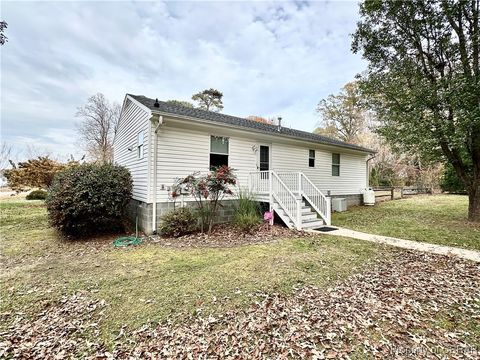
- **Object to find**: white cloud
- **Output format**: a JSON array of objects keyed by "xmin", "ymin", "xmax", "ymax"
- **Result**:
[{"xmin": 1, "ymin": 0, "xmax": 366, "ymax": 159}]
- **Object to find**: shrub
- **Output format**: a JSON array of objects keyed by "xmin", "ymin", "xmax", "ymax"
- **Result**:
[
  {"xmin": 440, "ymin": 163, "xmax": 466, "ymax": 193},
  {"xmin": 46, "ymin": 163, "xmax": 132, "ymax": 236},
  {"xmin": 4, "ymin": 156, "xmax": 72, "ymax": 191},
  {"xmin": 172, "ymin": 166, "xmax": 237, "ymax": 233},
  {"xmin": 234, "ymin": 213, "xmax": 262, "ymax": 233},
  {"xmin": 26, "ymin": 189, "xmax": 47, "ymax": 200},
  {"xmin": 233, "ymin": 190, "xmax": 261, "ymax": 233},
  {"xmin": 159, "ymin": 207, "xmax": 198, "ymax": 237}
]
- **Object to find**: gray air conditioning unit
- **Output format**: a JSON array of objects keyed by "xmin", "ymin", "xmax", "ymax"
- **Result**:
[{"xmin": 332, "ymin": 198, "xmax": 347, "ymax": 212}]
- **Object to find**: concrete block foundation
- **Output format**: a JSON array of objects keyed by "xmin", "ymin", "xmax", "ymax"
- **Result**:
[
  {"xmin": 128, "ymin": 193, "xmax": 363, "ymax": 235},
  {"xmin": 127, "ymin": 199, "xmax": 239, "ymax": 235}
]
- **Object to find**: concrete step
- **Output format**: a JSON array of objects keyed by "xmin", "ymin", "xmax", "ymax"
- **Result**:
[
  {"xmin": 302, "ymin": 217, "xmax": 324, "ymax": 224},
  {"xmin": 302, "ymin": 220, "xmax": 325, "ymax": 230},
  {"xmin": 274, "ymin": 207, "xmax": 315, "ymax": 221},
  {"xmin": 301, "ymin": 213, "xmax": 318, "ymax": 221},
  {"xmin": 274, "ymin": 203, "xmax": 312, "ymax": 213}
]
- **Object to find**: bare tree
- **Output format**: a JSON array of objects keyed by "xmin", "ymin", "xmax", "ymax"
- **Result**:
[
  {"xmin": 0, "ymin": 21, "xmax": 7, "ymax": 46},
  {"xmin": 0, "ymin": 141, "xmax": 12, "ymax": 170},
  {"xmin": 24, "ymin": 144, "xmax": 52, "ymax": 160},
  {"xmin": 76, "ymin": 93, "xmax": 121, "ymax": 163}
]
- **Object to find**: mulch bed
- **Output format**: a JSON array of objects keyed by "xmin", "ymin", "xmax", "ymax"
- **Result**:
[
  {"xmin": 1, "ymin": 250, "xmax": 479, "ymax": 359},
  {"xmin": 148, "ymin": 223, "xmax": 314, "ymax": 248}
]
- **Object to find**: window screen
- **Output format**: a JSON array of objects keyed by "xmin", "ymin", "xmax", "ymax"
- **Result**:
[
  {"xmin": 137, "ymin": 132, "xmax": 144, "ymax": 159},
  {"xmin": 309, "ymin": 149, "xmax": 315, "ymax": 168},
  {"xmin": 332, "ymin": 153, "xmax": 340, "ymax": 176},
  {"xmin": 210, "ymin": 136, "xmax": 229, "ymax": 169}
]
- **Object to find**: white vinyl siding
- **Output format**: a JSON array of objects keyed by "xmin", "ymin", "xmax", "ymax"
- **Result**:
[
  {"xmin": 116, "ymin": 97, "xmax": 368, "ymax": 204},
  {"xmin": 113, "ymin": 98, "xmax": 151, "ymax": 202},
  {"xmin": 154, "ymin": 126, "xmax": 256, "ymax": 202},
  {"xmin": 152, "ymin": 122, "xmax": 367, "ymax": 201},
  {"xmin": 271, "ymin": 144, "xmax": 367, "ymax": 195}
]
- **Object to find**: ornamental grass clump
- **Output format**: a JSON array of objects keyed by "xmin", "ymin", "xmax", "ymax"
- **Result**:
[{"xmin": 233, "ymin": 189, "xmax": 262, "ymax": 233}]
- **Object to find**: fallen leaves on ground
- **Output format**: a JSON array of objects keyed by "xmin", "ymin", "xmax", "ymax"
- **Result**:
[
  {"xmin": 151, "ymin": 223, "xmax": 314, "ymax": 248},
  {"xmin": 0, "ymin": 292, "xmax": 107, "ymax": 358},
  {"xmin": 1, "ymin": 250, "xmax": 479, "ymax": 359}
]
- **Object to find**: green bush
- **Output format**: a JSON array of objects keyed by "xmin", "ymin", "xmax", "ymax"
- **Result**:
[
  {"xmin": 233, "ymin": 190, "xmax": 261, "ymax": 233},
  {"xmin": 159, "ymin": 207, "xmax": 198, "ymax": 237},
  {"xmin": 46, "ymin": 163, "xmax": 132, "ymax": 236},
  {"xmin": 234, "ymin": 213, "xmax": 262, "ymax": 233},
  {"xmin": 440, "ymin": 164, "xmax": 466, "ymax": 193},
  {"xmin": 26, "ymin": 189, "xmax": 48, "ymax": 200}
]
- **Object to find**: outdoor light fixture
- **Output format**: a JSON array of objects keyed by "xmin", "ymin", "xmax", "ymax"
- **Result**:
[{"xmin": 251, "ymin": 144, "xmax": 258, "ymax": 153}]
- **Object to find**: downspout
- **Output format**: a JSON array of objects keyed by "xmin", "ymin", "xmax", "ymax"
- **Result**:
[
  {"xmin": 152, "ymin": 115, "xmax": 163, "ymax": 234},
  {"xmin": 366, "ymin": 153, "xmax": 376, "ymax": 188}
]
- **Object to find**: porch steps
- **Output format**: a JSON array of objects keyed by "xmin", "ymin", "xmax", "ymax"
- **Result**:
[
  {"xmin": 249, "ymin": 170, "xmax": 331, "ymax": 230},
  {"xmin": 273, "ymin": 200, "xmax": 324, "ymax": 230}
]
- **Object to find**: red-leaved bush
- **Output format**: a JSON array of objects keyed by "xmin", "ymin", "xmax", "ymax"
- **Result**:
[{"xmin": 171, "ymin": 166, "xmax": 236, "ymax": 233}]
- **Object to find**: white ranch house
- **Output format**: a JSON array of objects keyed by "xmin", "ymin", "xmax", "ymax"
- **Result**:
[{"xmin": 113, "ymin": 94, "xmax": 374, "ymax": 234}]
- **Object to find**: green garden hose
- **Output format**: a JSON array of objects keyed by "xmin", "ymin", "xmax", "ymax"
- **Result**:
[
  {"xmin": 113, "ymin": 236, "xmax": 142, "ymax": 247},
  {"xmin": 113, "ymin": 216, "xmax": 141, "ymax": 247}
]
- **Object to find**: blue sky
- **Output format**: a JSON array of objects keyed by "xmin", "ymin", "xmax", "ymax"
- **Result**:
[{"xmin": 1, "ymin": 0, "xmax": 365, "ymax": 159}]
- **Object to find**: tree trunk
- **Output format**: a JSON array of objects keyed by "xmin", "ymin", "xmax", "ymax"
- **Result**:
[{"xmin": 468, "ymin": 184, "xmax": 480, "ymax": 222}]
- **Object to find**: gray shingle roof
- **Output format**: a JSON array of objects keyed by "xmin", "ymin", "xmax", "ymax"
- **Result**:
[{"xmin": 128, "ymin": 94, "xmax": 374, "ymax": 153}]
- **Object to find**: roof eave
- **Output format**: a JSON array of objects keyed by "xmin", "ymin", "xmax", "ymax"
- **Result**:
[{"xmin": 150, "ymin": 109, "xmax": 375, "ymax": 154}]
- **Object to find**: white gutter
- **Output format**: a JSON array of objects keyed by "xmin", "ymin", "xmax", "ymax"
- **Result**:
[
  {"xmin": 152, "ymin": 115, "xmax": 163, "ymax": 234},
  {"xmin": 366, "ymin": 153, "xmax": 376, "ymax": 187}
]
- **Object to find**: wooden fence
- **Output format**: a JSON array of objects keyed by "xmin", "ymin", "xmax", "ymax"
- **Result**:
[{"xmin": 372, "ymin": 186, "xmax": 431, "ymax": 202}]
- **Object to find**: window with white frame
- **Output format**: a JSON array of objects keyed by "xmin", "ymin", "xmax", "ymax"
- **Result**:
[
  {"xmin": 309, "ymin": 149, "xmax": 315, "ymax": 167},
  {"xmin": 137, "ymin": 131, "xmax": 144, "ymax": 159},
  {"xmin": 332, "ymin": 153, "xmax": 340, "ymax": 176},
  {"xmin": 210, "ymin": 135, "xmax": 229, "ymax": 170}
]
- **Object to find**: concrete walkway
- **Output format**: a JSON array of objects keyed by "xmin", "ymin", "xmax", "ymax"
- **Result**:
[{"xmin": 312, "ymin": 227, "xmax": 480, "ymax": 263}]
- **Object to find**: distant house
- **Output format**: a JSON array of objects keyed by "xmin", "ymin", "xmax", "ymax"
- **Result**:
[{"xmin": 114, "ymin": 94, "xmax": 374, "ymax": 234}]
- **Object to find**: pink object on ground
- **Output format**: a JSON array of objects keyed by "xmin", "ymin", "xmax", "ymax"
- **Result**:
[{"xmin": 264, "ymin": 211, "xmax": 274, "ymax": 225}]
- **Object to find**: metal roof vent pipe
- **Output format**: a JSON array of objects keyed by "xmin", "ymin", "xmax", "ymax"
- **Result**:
[
  {"xmin": 154, "ymin": 98, "xmax": 160, "ymax": 108},
  {"xmin": 277, "ymin": 116, "xmax": 282, "ymax": 132}
]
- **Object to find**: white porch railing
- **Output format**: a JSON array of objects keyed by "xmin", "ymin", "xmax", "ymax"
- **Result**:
[
  {"xmin": 248, "ymin": 170, "xmax": 270, "ymax": 194},
  {"xmin": 300, "ymin": 173, "xmax": 331, "ymax": 226},
  {"xmin": 248, "ymin": 170, "xmax": 331, "ymax": 228},
  {"xmin": 271, "ymin": 171, "xmax": 301, "ymax": 229},
  {"xmin": 275, "ymin": 171, "xmax": 299, "ymax": 192}
]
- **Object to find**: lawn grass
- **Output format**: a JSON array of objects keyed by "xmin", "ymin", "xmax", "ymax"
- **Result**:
[
  {"xmin": 333, "ymin": 194, "xmax": 480, "ymax": 251},
  {"xmin": 0, "ymin": 197, "xmax": 384, "ymax": 344}
]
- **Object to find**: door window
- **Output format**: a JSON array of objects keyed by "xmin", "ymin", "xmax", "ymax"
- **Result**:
[{"xmin": 259, "ymin": 145, "xmax": 269, "ymax": 171}]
